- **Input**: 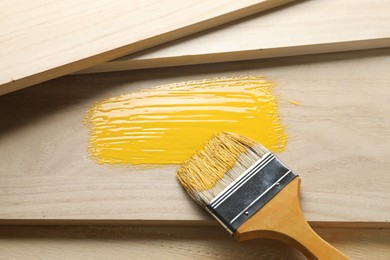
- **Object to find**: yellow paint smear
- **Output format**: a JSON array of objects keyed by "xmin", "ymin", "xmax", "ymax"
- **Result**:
[
  {"xmin": 85, "ymin": 76, "xmax": 287, "ymax": 165},
  {"xmin": 288, "ymin": 99, "xmax": 300, "ymax": 106}
]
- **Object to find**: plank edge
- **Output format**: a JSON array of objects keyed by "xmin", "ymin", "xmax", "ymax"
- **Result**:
[
  {"xmin": 1, "ymin": 219, "xmax": 389, "ymax": 228},
  {"xmin": 76, "ymin": 38, "xmax": 390, "ymax": 74}
]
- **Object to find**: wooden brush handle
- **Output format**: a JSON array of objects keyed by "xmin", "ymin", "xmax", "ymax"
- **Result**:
[{"xmin": 233, "ymin": 178, "xmax": 348, "ymax": 260}]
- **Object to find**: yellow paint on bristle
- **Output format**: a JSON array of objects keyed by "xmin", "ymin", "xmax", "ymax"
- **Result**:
[
  {"xmin": 85, "ymin": 76, "xmax": 287, "ymax": 165},
  {"xmin": 177, "ymin": 132, "xmax": 261, "ymax": 192}
]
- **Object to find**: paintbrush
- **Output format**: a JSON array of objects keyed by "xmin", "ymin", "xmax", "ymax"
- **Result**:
[{"xmin": 177, "ymin": 132, "xmax": 348, "ymax": 259}]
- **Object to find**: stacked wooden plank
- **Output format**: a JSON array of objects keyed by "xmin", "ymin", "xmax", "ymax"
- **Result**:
[
  {"xmin": 81, "ymin": 0, "xmax": 390, "ymax": 73},
  {"xmin": 0, "ymin": 0, "xmax": 290, "ymax": 95},
  {"xmin": 1, "ymin": 0, "xmax": 389, "ymax": 259}
]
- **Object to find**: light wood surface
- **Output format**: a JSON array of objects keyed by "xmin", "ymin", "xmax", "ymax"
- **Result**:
[
  {"xmin": 0, "ymin": 0, "xmax": 291, "ymax": 96},
  {"xmin": 0, "ymin": 226, "xmax": 389, "ymax": 259},
  {"xmin": 235, "ymin": 178, "xmax": 348, "ymax": 259},
  {"xmin": 0, "ymin": 49, "xmax": 390, "ymax": 225},
  {"xmin": 81, "ymin": 0, "xmax": 390, "ymax": 73}
]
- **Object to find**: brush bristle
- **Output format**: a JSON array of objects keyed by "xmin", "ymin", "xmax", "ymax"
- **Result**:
[{"xmin": 176, "ymin": 132, "xmax": 268, "ymax": 207}]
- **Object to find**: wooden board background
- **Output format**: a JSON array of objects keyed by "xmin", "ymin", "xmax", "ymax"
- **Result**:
[
  {"xmin": 81, "ymin": 0, "xmax": 390, "ymax": 73},
  {"xmin": 1, "ymin": 226, "xmax": 389, "ymax": 259},
  {"xmin": 0, "ymin": 49, "xmax": 389, "ymax": 226},
  {"xmin": 0, "ymin": 0, "xmax": 291, "ymax": 95}
]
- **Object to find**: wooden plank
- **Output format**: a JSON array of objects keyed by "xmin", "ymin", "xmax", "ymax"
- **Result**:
[
  {"xmin": 81, "ymin": 0, "xmax": 390, "ymax": 74},
  {"xmin": 0, "ymin": 0, "xmax": 292, "ymax": 96},
  {"xmin": 0, "ymin": 49, "xmax": 389, "ymax": 226},
  {"xmin": 0, "ymin": 226, "xmax": 389, "ymax": 259}
]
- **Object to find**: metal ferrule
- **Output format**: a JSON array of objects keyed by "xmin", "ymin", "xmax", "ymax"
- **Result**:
[{"xmin": 206, "ymin": 152, "xmax": 297, "ymax": 234}]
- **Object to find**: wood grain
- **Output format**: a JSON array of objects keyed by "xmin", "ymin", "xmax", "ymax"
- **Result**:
[
  {"xmin": 0, "ymin": 226, "xmax": 389, "ymax": 259},
  {"xmin": 0, "ymin": 49, "xmax": 389, "ymax": 225},
  {"xmin": 81, "ymin": 0, "xmax": 390, "ymax": 73},
  {"xmin": 0, "ymin": 0, "xmax": 292, "ymax": 95}
]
